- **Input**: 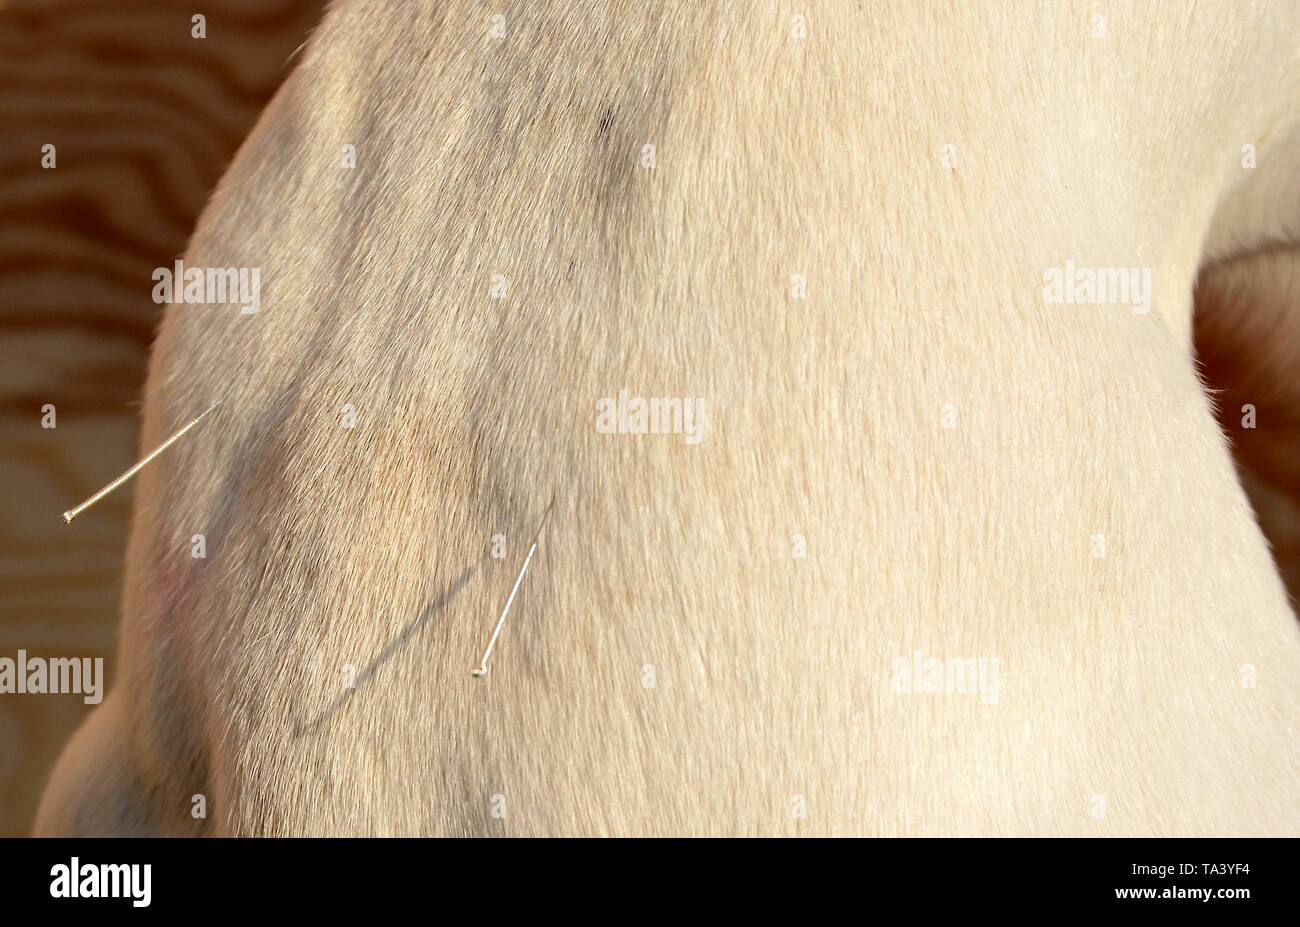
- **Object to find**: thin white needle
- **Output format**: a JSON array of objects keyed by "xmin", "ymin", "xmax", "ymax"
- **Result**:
[
  {"xmin": 62, "ymin": 400, "xmax": 222, "ymax": 523},
  {"xmin": 473, "ymin": 496, "xmax": 556, "ymax": 677}
]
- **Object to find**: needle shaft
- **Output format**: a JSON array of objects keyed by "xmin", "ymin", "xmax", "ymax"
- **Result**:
[
  {"xmin": 473, "ymin": 495, "xmax": 556, "ymax": 676},
  {"xmin": 62, "ymin": 400, "xmax": 222, "ymax": 523}
]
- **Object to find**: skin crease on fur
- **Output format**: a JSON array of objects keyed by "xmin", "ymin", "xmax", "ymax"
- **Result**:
[{"xmin": 33, "ymin": 1, "xmax": 1300, "ymax": 836}]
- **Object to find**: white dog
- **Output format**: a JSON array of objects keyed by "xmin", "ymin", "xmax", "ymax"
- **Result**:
[{"xmin": 36, "ymin": 0, "xmax": 1300, "ymax": 836}]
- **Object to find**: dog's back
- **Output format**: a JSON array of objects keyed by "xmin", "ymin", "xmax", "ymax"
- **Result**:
[{"xmin": 37, "ymin": 1, "xmax": 1300, "ymax": 835}]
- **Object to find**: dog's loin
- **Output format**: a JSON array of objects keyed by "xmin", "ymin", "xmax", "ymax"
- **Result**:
[{"xmin": 36, "ymin": 1, "xmax": 1300, "ymax": 836}]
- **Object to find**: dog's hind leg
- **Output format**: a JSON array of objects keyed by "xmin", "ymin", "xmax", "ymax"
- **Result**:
[
  {"xmin": 33, "ymin": 692, "xmax": 204, "ymax": 837},
  {"xmin": 1196, "ymin": 126, "xmax": 1300, "ymax": 606}
]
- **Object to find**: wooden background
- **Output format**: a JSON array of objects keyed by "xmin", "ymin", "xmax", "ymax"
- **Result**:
[{"xmin": 0, "ymin": 0, "xmax": 324, "ymax": 836}]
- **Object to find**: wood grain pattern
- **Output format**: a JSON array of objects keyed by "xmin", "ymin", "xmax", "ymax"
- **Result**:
[{"xmin": 0, "ymin": 0, "xmax": 324, "ymax": 836}]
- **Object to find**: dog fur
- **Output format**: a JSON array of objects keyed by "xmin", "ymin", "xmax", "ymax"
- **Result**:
[{"xmin": 35, "ymin": 0, "xmax": 1300, "ymax": 836}]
